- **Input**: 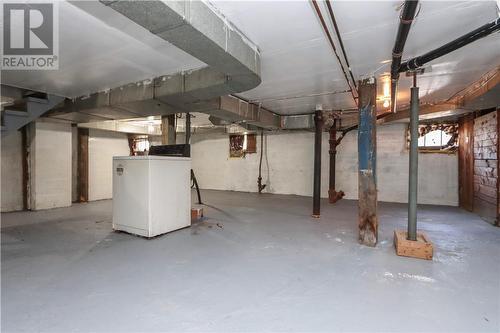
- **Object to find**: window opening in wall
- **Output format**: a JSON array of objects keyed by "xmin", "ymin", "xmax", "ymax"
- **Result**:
[
  {"xmin": 130, "ymin": 135, "xmax": 151, "ymax": 156},
  {"xmin": 407, "ymin": 123, "xmax": 458, "ymax": 153},
  {"xmin": 229, "ymin": 133, "xmax": 256, "ymax": 158},
  {"xmin": 136, "ymin": 138, "xmax": 150, "ymax": 152}
]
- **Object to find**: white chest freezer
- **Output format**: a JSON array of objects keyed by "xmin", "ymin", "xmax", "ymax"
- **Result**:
[{"xmin": 112, "ymin": 156, "xmax": 191, "ymax": 238}]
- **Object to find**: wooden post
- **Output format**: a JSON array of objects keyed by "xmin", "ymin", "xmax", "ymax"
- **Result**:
[
  {"xmin": 77, "ymin": 128, "xmax": 89, "ymax": 202},
  {"xmin": 161, "ymin": 114, "xmax": 176, "ymax": 145},
  {"xmin": 458, "ymin": 114, "xmax": 474, "ymax": 212},
  {"xmin": 357, "ymin": 78, "xmax": 378, "ymax": 246}
]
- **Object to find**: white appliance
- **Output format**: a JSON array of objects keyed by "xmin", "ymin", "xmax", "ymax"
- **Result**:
[{"xmin": 112, "ymin": 156, "xmax": 191, "ymax": 238}]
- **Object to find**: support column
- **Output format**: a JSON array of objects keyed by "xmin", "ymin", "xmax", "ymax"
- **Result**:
[
  {"xmin": 408, "ymin": 74, "xmax": 419, "ymax": 241},
  {"xmin": 161, "ymin": 114, "xmax": 176, "ymax": 145},
  {"xmin": 312, "ymin": 109, "xmax": 323, "ymax": 218},
  {"xmin": 77, "ymin": 128, "xmax": 89, "ymax": 203},
  {"xmin": 394, "ymin": 72, "xmax": 433, "ymax": 259},
  {"xmin": 357, "ymin": 78, "xmax": 378, "ymax": 246}
]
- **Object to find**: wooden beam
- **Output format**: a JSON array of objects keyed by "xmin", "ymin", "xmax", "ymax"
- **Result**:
[
  {"xmin": 453, "ymin": 66, "xmax": 500, "ymax": 107},
  {"xmin": 380, "ymin": 103, "xmax": 458, "ymax": 123},
  {"xmin": 458, "ymin": 114, "xmax": 475, "ymax": 212},
  {"xmin": 382, "ymin": 67, "xmax": 499, "ymax": 124},
  {"xmin": 77, "ymin": 128, "xmax": 89, "ymax": 202},
  {"xmin": 161, "ymin": 114, "xmax": 176, "ymax": 145},
  {"xmin": 357, "ymin": 78, "xmax": 378, "ymax": 247}
]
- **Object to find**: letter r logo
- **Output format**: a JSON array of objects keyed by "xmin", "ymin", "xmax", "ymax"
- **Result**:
[{"xmin": 3, "ymin": 3, "xmax": 53, "ymax": 55}]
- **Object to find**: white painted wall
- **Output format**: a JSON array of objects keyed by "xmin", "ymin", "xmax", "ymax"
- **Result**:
[
  {"xmin": 191, "ymin": 123, "xmax": 458, "ymax": 206},
  {"xmin": 1, "ymin": 131, "xmax": 24, "ymax": 212},
  {"xmin": 336, "ymin": 123, "xmax": 458, "ymax": 206},
  {"xmin": 88, "ymin": 129, "xmax": 129, "ymax": 201},
  {"xmin": 30, "ymin": 122, "xmax": 72, "ymax": 210}
]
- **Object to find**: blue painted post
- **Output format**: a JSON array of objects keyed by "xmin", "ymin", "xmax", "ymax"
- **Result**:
[{"xmin": 358, "ymin": 77, "xmax": 378, "ymax": 246}]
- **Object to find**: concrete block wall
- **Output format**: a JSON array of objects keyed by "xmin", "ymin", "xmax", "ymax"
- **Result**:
[
  {"xmin": 1, "ymin": 121, "xmax": 458, "ymax": 212},
  {"xmin": 1, "ymin": 124, "xmax": 130, "ymax": 212},
  {"xmin": 1, "ymin": 131, "xmax": 24, "ymax": 212},
  {"xmin": 88, "ymin": 129, "xmax": 130, "ymax": 201},
  {"xmin": 336, "ymin": 123, "xmax": 458, "ymax": 205},
  {"xmin": 29, "ymin": 121, "xmax": 73, "ymax": 210},
  {"xmin": 191, "ymin": 123, "xmax": 459, "ymax": 206}
]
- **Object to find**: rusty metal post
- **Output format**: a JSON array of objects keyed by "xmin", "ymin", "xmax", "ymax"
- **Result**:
[
  {"xmin": 328, "ymin": 119, "xmax": 345, "ymax": 203},
  {"xmin": 357, "ymin": 77, "xmax": 378, "ymax": 246},
  {"xmin": 312, "ymin": 110, "xmax": 323, "ymax": 218},
  {"xmin": 329, "ymin": 120, "xmax": 337, "ymax": 196}
]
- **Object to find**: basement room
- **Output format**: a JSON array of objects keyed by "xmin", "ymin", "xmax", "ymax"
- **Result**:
[{"xmin": 1, "ymin": 0, "xmax": 499, "ymax": 332}]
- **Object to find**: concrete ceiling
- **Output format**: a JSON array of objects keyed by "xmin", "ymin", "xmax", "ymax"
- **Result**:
[
  {"xmin": 1, "ymin": 1, "xmax": 205, "ymax": 98},
  {"xmin": 1, "ymin": 0, "xmax": 499, "ymax": 117},
  {"xmin": 213, "ymin": 0, "xmax": 500, "ymax": 114}
]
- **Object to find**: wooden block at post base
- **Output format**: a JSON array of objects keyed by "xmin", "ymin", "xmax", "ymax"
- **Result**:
[
  {"xmin": 394, "ymin": 230, "xmax": 433, "ymax": 260},
  {"xmin": 191, "ymin": 207, "xmax": 203, "ymax": 221}
]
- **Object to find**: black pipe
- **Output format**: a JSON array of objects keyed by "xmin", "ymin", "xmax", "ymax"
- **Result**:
[
  {"xmin": 258, "ymin": 130, "xmax": 266, "ymax": 193},
  {"xmin": 312, "ymin": 110, "xmax": 323, "ymax": 218},
  {"xmin": 400, "ymin": 18, "xmax": 500, "ymax": 73},
  {"xmin": 185, "ymin": 112, "xmax": 191, "ymax": 144},
  {"xmin": 325, "ymin": 0, "xmax": 357, "ymax": 90},
  {"xmin": 390, "ymin": 0, "xmax": 419, "ymax": 113},
  {"xmin": 191, "ymin": 169, "xmax": 202, "ymax": 205}
]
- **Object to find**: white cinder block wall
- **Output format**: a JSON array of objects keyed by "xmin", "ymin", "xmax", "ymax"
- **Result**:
[
  {"xmin": 1, "ymin": 125, "xmax": 130, "ymax": 212},
  {"xmin": 336, "ymin": 123, "xmax": 458, "ymax": 205},
  {"xmin": 30, "ymin": 122, "xmax": 73, "ymax": 210},
  {"xmin": 1, "ymin": 131, "xmax": 24, "ymax": 212},
  {"xmin": 0, "ymin": 122, "xmax": 458, "ymax": 212},
  {"xmin": 191, "ymin": 123, "xmax": 458, "ymax": 206},
  {"xmin": 88, "ymin": 129, "xmax": 130, "ymax": 201}
]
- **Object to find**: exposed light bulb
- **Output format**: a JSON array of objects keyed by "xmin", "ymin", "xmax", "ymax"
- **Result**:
[{"xmin": 383, "ymin": 99, "xmax": 390, "ymax": 108}]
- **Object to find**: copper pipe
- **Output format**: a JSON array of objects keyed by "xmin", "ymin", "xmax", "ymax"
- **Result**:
[{"xmin": 310, "ymin": 0, "xmax": 357, "ymax": 102}]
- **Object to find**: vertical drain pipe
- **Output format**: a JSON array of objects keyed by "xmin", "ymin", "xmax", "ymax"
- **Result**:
[
  {"xmin": 328, "ymin": 119, "xmax": 337, "ymax": 201},
  {"xmin": 185, "ymin": 113, "xmax": 191, "ymax": 144},
  {"xmin": 312, "ymin": 109, "xmax": 323, "ymax": 218},
  {"xmin": 407, "ymin": 73, "xmax": 419, "ymax": 241},
  {"xmin": 257, "ymin": 130, "xmax": 266, "ymax": 193}
]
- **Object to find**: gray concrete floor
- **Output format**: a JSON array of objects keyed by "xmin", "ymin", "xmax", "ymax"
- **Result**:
[{"xmin": 2, "ymin": 190, "xmax": 499, "ymax": 332}]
